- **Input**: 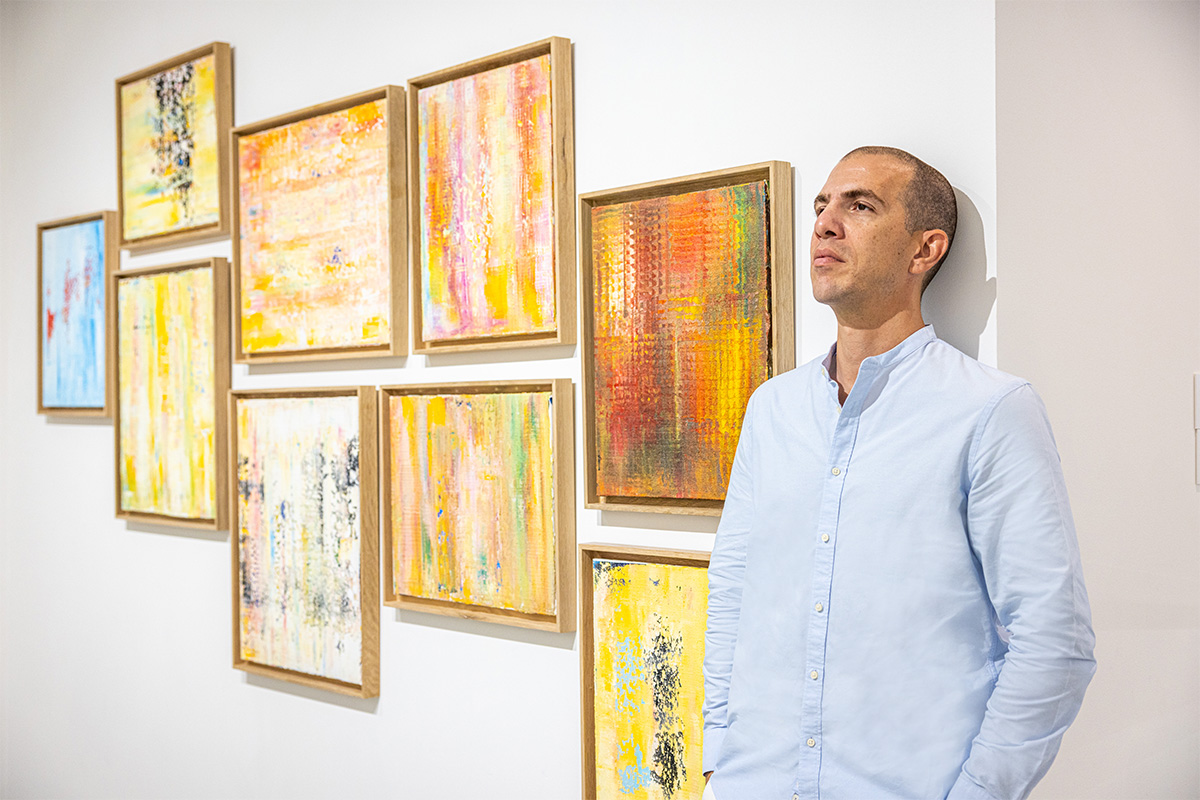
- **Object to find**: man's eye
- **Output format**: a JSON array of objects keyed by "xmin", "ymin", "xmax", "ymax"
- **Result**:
[{"xmin": 852, "ymin": 202, "xmax": 871, "ymax": 212}]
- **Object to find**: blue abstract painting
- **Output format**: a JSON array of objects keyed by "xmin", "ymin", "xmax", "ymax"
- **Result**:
[{"xmin": 41, "ymin": 218, "xmax": 107, "ymax": 408}]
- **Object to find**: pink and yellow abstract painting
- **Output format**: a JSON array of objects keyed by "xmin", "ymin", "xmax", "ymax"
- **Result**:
[
  {"xmin": 236, "ymin": 395, "xmax": 364, "ymax": 685},
  {"xmin": 591, "ymin": 557, "xmax": 708, "ymax": 800},
  {"xmin": 389, "ymin": 389, "xmax": 556, "ymax": 615},
  {"xmin": 117, "ymin": 267, "xmax": 216, "ymax": 519},
  {"xmin": 418, "ymin": 54, "xmax": 556, "ymax": 342},
  {"xmin": 591, "ymin": 181, "xmax": 771, "ymax": 501},
  {"xmin": 238, "ymin": 99, "xmax": 391, "ymax": 355},
  {"xmin": 120, "ymin": 54, "xmax": 221, "ymax": 241}
]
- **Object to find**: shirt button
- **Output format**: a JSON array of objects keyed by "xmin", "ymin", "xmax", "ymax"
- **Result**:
[
  {"xmin": 831, "ymin": 466, "xmax": 841, "ymax": 476},
  {"xmin": 793, "ymin": 795, "xmax": 801, "ymax": 800},
  {"xmin": 807, "ymin": 738, "xmax": 816, "ymax": 747},
  {"xmin": 821, "ymin": 533, "xmax": 830, "ymax": 543},
  {"xmin": 810, "ymin": 670, "xmax": 819, "ymax": 679},
  {"xmin": 815, "ymin": 602, "xmax": 824, "ymax": 612}
]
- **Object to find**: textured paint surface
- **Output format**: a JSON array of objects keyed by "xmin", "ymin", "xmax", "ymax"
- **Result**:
[
  {"xmin": 237, "ymin": 395, "xmax": 363, "ymax": 685},
  {"xmin": 591, "ymin": 181, "xmax": 771, "ymax": 501},
  {"xmin": 117, "ymin": 267, "xmax": 215, "ymax": 519},
  {"xmin": 41, "ymin": 219, "xmax": 106, "ymax": 408},
  {"xmin": 390, "ymin": 391, "xmax": 555, "ymax": 615},
  {"xmin": 418, "ymin": 54, "xmax": 556, "ymax": 342},
  {"xmin": 592, "ymin": 558, "xmax": 708, "ymax": 800},
  {"xmin": 238, "ymin": 99, "xmax": 391, "ymax": 354},
  {"xmin": 120, "ymin": 53, "xmax": 221, "ymax": 240}
]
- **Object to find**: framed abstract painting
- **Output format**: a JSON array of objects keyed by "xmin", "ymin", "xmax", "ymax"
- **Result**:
[
  {"xmin": 230, "ymin": 387, "xmax": 379, "ymax": 697},
  {"xmin": 37, "ymin": 211, "xmax": 117, "ymax": 417},
  {"xmin": 380, "ymin": 379, "xmax": 574, "ymax": 631},
  {"xmin": 408, "ymin": 37, "xmax": 575, "ymax": 353},
  {"xmin": 232, "ymin": 86, "xmax": 407, "ymax": 362},
  {"xmin": 580, "ymin": 162, "xmax": 795, "ymax": 515},
  {"xmin": 116, "ymin": 42, "xmax": 232, "ymax": 250},
  {"xmin": 114, "ymin": 258, "xmax": 230, "ymax": 529},
  {"xmin": 580, "ymin": 544, "xmax": 710, "ymax": 800}
]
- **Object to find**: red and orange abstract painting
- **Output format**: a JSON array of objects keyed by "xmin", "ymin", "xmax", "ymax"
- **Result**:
[{"xmin": 590, "ymin": 180, "xmax": 771, "ymax": 501}]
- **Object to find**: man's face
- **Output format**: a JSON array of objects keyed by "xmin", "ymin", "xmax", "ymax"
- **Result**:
[{"xmin": 810, "ymin": 153, "xmax": 922, "ymax": 318}]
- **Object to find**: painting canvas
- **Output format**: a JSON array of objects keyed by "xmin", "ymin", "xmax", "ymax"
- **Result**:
[
  {"xmin": 236, "ymin": 89, "xmax": 401, "ymax": 359},
  {"xmin": 584, "ymin": 547, "xmax": 710, "ymax": 800},
  {"xmin": 410, "ymin": 37, "xmax": 574, "ymax": 351},
  {"xmin": 233, "ymin": 389, "xmax": 378, "ymax": 696},
  {"xmin": 582, "ymin": 163, "xmax": 794, "ymax": 514},
  {"xmin": 117, "ymin": 43, "xmax": 230, "ymax": 247},
  {"xmin": 116, "ymin": 259, "xmax": 228, "ymax": 527},
  {"xmin": 383, "ymin": 380, "xmax": 574, "ymax": 630},
  {"xmin": 38, "ymin": 214, "xmax": 113, "ymax": 413}
]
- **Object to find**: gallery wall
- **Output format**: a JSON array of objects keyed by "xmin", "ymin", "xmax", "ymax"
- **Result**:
[
  {"xmin": 995, "ymin": 2, "xmax": 1200, "ymax": 796},
  {"xmin": 24, "ymin": 0, "xmax": 1200, "ymax": 797}
]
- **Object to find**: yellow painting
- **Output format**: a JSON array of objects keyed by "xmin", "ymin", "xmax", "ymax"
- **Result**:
[
  {"xmin": 238, "ymin": 99, "xmax": 392, "ymax": 355},
  {"xmin": 120, "ymin": 53, "xmax": 222, "ymax": 241},
  {"xmin": 592, "ymin": 557, "xmax": 708, "ymax": 800},
  {"xmin": 117, "ymin": 267, "xmax": 216, "ymax": 519}
]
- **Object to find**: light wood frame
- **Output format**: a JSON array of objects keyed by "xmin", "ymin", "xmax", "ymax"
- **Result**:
[
  {"xmin": 579, "ymin": 161, "xmax": 795, "ymax": 516},
  {"xmin": 36, "ymin": 211, "xmax": 118, "ymax": 417},
  {"xmin": 113, "ymin": 257, "xmax": 230, "ymax": 530},
  {"xmin": 380, "ymin": 379, "xmax": 575, "ymax": 631},
  {"xmin": 115, "ymin": 42, "xmax": 233, "ymax": 251},
  {"xmin": 231, "ymin": 86, "xmax": 407, "ymax": 363},
  {"xmin": 579, "ymin": 543, "xmax": 711, "ymax": 800},
  {"xmin": 229, "ymin": 386, "xmax": 380, "ymax": 698},
  {"xmin": 407, "ymin": 37, "xmax": 576, "ymax": 354}
]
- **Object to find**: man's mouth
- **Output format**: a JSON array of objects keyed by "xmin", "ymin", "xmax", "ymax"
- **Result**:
[{"xmin": 812, "ymin": 248, "xmax": 843, "ymax": 267}]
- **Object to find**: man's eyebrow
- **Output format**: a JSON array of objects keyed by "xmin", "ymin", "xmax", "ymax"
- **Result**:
[{"xmin": 813, "ymin": 188, "xmax": 887, "ymax": 210}]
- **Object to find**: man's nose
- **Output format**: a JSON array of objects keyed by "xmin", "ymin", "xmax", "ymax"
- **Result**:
[{"xmin": 814, "ymin": 207, "xmax": 842, "ymax": 238}]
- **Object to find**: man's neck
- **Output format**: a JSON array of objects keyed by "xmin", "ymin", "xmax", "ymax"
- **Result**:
[{"xmin": 831, "ymin": 309, "xmax": 925, "ymax": 404}]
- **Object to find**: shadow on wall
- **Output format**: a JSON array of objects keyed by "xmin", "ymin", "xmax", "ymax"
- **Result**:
[{"xmin": 922, "ymin": 189, "xmax": 995, "ymax": 359}]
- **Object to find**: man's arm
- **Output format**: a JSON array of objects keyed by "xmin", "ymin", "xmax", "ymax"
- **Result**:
[
  {"xmin": 702, "ymin": 397, "xmax": 756, "ymax": 778},
  {"xmin": 949, "ymin": 384, "xmax": 1096, "ymax": 800}
]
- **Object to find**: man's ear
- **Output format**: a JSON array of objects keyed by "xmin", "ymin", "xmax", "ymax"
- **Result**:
[{"xmin": 911, "ymin": 229, "xmax": 949, "ymax": 279}]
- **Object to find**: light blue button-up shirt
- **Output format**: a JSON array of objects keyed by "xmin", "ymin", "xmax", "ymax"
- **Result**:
[{"xmin": 703, "ymin": 326, "xmax": 1095, "ymax": 800}]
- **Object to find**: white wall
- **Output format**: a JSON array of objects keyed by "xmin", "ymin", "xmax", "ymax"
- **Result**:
[
  {"xmin": 0, "ymin": 2, "xmax": 1001, "ymax": 798},
  {"xmin": 997, "ymin": 3, "xmax": 1200, "ymax": 797}
]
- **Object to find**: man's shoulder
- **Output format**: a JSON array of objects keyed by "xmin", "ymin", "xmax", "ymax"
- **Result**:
[{"xmin": 920, "ymin": 337, "xmax": 1031, "ymax": 406}]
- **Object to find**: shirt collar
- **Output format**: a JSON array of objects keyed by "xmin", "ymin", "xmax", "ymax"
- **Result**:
[{"xmin": 820, "ymin": 325, "xmax": 937, "ymax": 381}]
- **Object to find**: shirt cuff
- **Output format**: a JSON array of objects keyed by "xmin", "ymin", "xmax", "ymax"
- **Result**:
[
  {"xmin": 702, "ymin": 726, "xmax": 726, "ymax": 774},
  {"xmin": 946, "ymin": 771, "xmax": 999, "ymax": 800}
]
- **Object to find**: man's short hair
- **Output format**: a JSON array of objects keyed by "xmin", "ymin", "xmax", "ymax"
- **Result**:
[{"xmin": 844, "ymin": 146, "xmax": 957, "ymax": 289}]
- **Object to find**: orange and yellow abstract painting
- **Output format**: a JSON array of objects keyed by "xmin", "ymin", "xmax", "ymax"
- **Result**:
[
  {"xmin": 117, "ymin": 266, "xmax": 216, "ymax": 520},
  {"xmin": 389, "ymin": 390, "xmax": 556, "ymax": 615},
  {"xmin": 236, "ymin": 395, "xmax": 364, "ymax": 685},
  {"xmin": 591, "ymin": 181, "xmax": 772, "ymax": 501},
  {"xmin": 120, "ymin": 54, "xmax": 221, "ymax": 241},
  {"xmin": 418, "ymin": 55, "xmax": 556, "ymax": 342},
  {"xmin": 591, "ymin": 557, "xmax": 709, "ymax": 800},
  {"xmin": 238, "ymin": 99, "xmax": 391, "ymax": 355}
]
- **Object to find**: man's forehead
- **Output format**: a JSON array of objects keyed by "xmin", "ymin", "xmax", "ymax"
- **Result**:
[{"xmin": 816, "ymin": 154, "xmax": 911, "ymax": 200}]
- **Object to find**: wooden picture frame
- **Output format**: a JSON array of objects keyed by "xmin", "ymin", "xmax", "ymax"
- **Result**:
[
  {"xmin": 115, "ymin": 42, "xmax": 233, "ymax": 250},
  {"xmin": 114, "ymin": 257, "xmax": 230, "ymax": 530},
  {"xmin": 580, "ymin": 161, "xmax": 795, "ymax": 516},
  {"xmin": 408, "ymin": 37, "xmax": 576, "ymax": 354},
  {"xmin": 380, "ymin": 379, "xmax": 575, "ymax": 631},
  {"xmin": 36, "ymin": 211, "xmax": 118, "ymax": 417},
  {"xmin": 231, "ymin": 86, "xmax": 407, "ymax": 363},
  {"xmin": 580, "ymin": 543, "xmax": 711, "ymax": 800},
  {"xmin": 229, "ymin": 386, "xmax": 380, "ymax": 698}
]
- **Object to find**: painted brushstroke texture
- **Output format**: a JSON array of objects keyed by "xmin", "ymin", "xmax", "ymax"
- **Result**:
[
  {"xmin": 592, "ymin": 181, "xmax": 771, "ymax": 501},
  {"xmin": 121, "ymin": 54, "xmax": 221, "ymax": 240},
  {"xmin": 239, "ymin": 99, "xmax": 391, "ymax": 354},
  {"xmin": 418, "ymin": 54, "xmax": 556, "ymax": 341},
  {"xmin": 592, "ymin": 559, "xmax": 708, "ymax": 800},
  {"xmin": 390, "ymin": 391, "xmax": 555, "ymax": 615},
  {"xmin": 237, "ymin": 395, "xmax": 363, "ymax": 685},
  {"xmin": 41, "ymin": 219, "xmax": 106, "ymax": 408},
  {"xmin": 117, "ymin": 267, "xmax": 215, "ymax": 519}
]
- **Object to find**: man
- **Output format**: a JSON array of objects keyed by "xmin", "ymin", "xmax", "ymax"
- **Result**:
[{"xmin": 701, "ymin": 147, "xmax": 1095, "ymax": 800}]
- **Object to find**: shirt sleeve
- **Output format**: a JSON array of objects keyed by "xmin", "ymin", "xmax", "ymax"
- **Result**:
[
  {"xmin": 702, "ymin": 394, "xmax": 756, "ymax": 774},
  {"xmin": 950, "ymin": 383, "xmax": 1096, "ymax": 800}
]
